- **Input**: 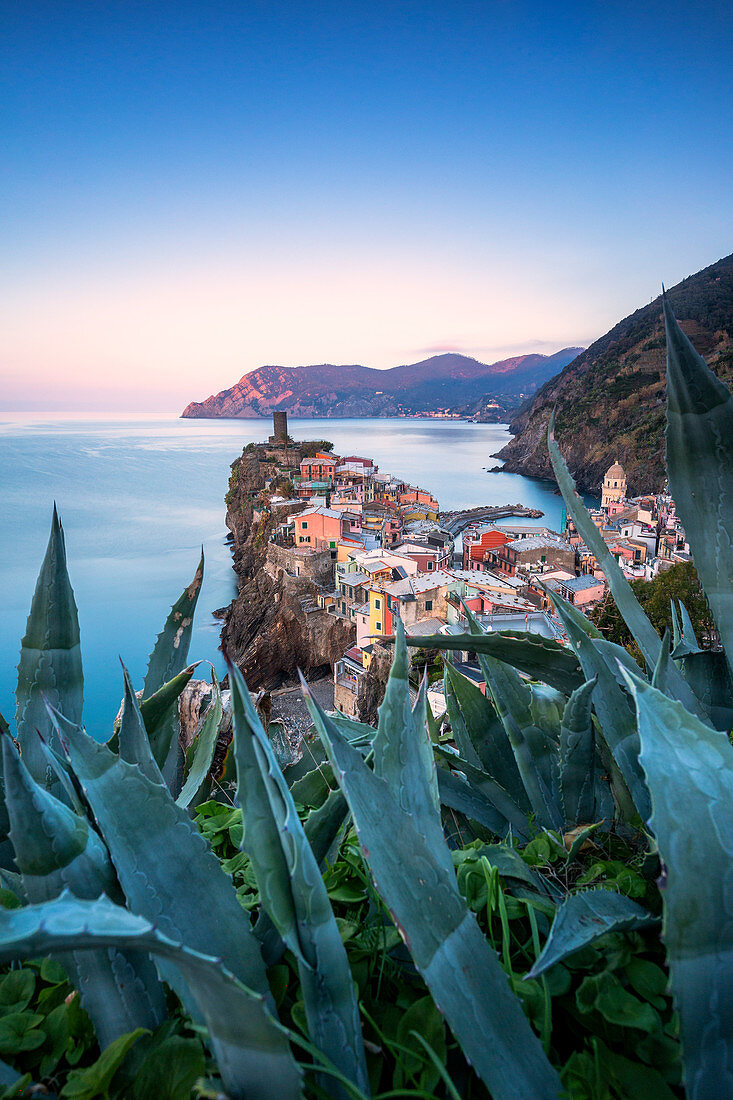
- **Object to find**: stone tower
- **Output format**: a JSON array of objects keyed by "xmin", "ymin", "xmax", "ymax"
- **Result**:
[
  {"xmin": 273, "ymin": 411, "xmax": 288, "ymax": 444},
  {"xmin": 601, "ymin": 460, "xmax": 627, "ymax": 510}
]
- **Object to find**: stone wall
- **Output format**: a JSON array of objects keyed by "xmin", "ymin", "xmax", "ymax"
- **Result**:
[{"xmin": 265, "ymin": 543, "xmax": 334, "ymax": 587}]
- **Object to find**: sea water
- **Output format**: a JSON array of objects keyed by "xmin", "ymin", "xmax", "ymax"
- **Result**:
[{"xmin": 0, "ymin": 413, "xmax": 583, "ymax": 737}]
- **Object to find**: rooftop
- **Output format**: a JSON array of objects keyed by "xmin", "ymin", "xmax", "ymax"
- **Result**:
[
  {"xmin": 561, "ymin": 574, "xmax": 605, "ymax": 592},
  {"xmin": 405, "ymin": 617, "xmax": 445, "ymax": 637},
  {"xmin": 386, "ymin": 570, "xmax": 456, "ymax": 598},
  {"xmin": 506, "ymin": 535, "xmax": 568, "ymax": 552}
]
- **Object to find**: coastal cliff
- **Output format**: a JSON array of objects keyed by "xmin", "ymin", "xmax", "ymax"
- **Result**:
[
  {"xmin": 219, "ymin": 442, "xmax": 355, "ymax": 690},
  {"xmin": 495, "ymin": 253, "xmax": 733, "ymax": 495}
]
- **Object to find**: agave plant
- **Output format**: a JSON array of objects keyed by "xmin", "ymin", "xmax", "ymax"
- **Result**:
[
  {"xmin": 0, "ymin": 510, "xmax": 372, "ymax": 1098},
  {"xmin": 405, "ymin": 297, "xmax": 733, "ymax": 1098}
]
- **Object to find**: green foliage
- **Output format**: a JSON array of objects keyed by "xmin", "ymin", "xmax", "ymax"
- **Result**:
[{"xmin": 589, "ymin": 563, "xmax": 715, "ymax": 660}]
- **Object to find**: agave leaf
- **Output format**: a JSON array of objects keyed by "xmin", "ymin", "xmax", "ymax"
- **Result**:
[
  {"xmin": 623, "ymin": 670, "xmax": 733, "ymax": 1096},
  {"xmin": 663, "ymin": 296, "xmax": 733, "ymax": 676},
  {"xmin": 56, "ymin": 712, "xmax": 273, "ymax": 1001},
  {"xmin": 436, "ymin": 766, "xmax": 513, "ymax": 837},
  {"xmin": 138, "ymin": 664, "xmax": 196, "ymax": 742},
  {"xmin": 305, "ymin": 694, "xmax": 562, "ymax": 1100},
  {"xmin": 550, "ymin": 592, "xmax": 649, "ymax": 822},
  {"xmin": 559, "ymin": 678, "xmax": 598, "ymax": 826},
  {"xmin": 118, "ymin": 664, "xmax": 164, "ymax": 786},
  {"xmin": 35, "ymin": 730, "xmax": 84, "ymax": 814},
  {"xmin": 547, "ymin": 414, "xmax": 661, "ymax": 669},
  {"xmin": 480, "ymin": 655, "xmax": 563, "ymax": 831},
  {"xmin": 435, "ymin": 747, "xmax": 531, "ymax": 840},
  {"xmin": 0, "ymin": 893, "xmax": 302, "ymax": 1100},
  {"xmin": 176, "ymin": 670, "xmax": 223, "ymax": 809},
  {"xmin": 678, "ymin": 601, "xmax": 702, "ymax": 653},
  {"xmin": 144, "ymin": 552, "xmax": 204, "ymax": 697},
  {"xmin": 15, "ymin": 507, "xmax": 83, "ymax": 786},
  {"xmin": 143, "ymin": 552, "xmax": 204, "ymax": 791},
  {"xmin": 651, "ymin": 631, "xmax": 672, "ymax": 693},
  {"xmin": 372, "ymin": 621, "xmax": 454, "ymax": 877},
  {"xmin": 528, "ymin": 889, "xmax": 658, "ymax": 978},
  {"xmin": 670, "ymin": 600, "xmax": 683, "ymax": 653},
  {"xmin": 303, "ymin": 786, "xmax": 350, "ymax": 868},
  {"xmin": 444, "ymin": 662, "xmax": 527, "ymax": 807},
  {"xmin": 678, "ymin": 651, "xmax": 733, "ymax": 733},
  {"xmin": 408, "ymin": 629, "xmax": 584, "ymax": 694},
  {"xmin": 230, "ymin": 665, "xmax": 369, "ymax": 1098},
  {"xmin": 2, "ymin": 736, "xmax": 166, "ymax": 1046},
  {"xmin": 444, "ymin": 668, "xmax": 483, "ymax": 770}
]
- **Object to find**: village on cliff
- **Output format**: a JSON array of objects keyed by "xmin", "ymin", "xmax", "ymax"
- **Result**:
[{"xmin": 235, "ymin": 413, "xmax": 691, "ymax": 724}]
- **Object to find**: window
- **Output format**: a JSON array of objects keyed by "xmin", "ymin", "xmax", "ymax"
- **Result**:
[
  {"xmin": 425, "ymin": 600, "xmax": 433, "ymax": 611},
  {"xmin": 541, "ymin": 555, "xmax": 546, "ymax": 563},
  {"xmin": 302, "ymin": 521, "xmax": 308, "ymax": 530},
  {"xmin": 375, "ymin": 598, "xmax": 381, "ymax": 609},
  {"xmin": 376, "ymin": 621, "xmax": 382, "ymax": 631},
  {"xmin": 427, "ymin": 560, "xmax": 434, "ymax": 570}
]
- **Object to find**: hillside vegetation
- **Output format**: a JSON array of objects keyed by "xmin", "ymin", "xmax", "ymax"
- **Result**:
[{"xmin": 496, "ymin": 252, "xmax": 733, "ymax": 494}]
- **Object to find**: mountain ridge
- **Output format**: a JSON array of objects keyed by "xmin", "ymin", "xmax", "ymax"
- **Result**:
[
  {"xmin": 181, "ymin": 347, "xmax": 584, "ymax": 419},
  {"xmin": 495, "ymin": 252, "xmax": 733, "ymax": 496}
]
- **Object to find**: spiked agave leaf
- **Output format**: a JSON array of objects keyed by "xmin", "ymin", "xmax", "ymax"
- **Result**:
[
  {"xmin": 230, "ymin": 665, "xmax": 369, "ymax": 1099},
  {"xmin": 15, "ymin": 507, "xmax": 83, "ymax": 786},
  {"xmin": 118, "ymin": 663, "xmax": 164, "ymax": 786},
  {"xmin": 0, "ymin": 893, "xmax": 302, "ymax": 1100},
  {"xmin": 480, "ymin": 655, "xmax": 564, "ymax": 831},
  {"xmin": 304, "ymin": 691, "xmax": 563, "ymax": 1100},
  {"xmin": 56, "ymin": 712, "xmax": 275, "ymax": 1005},
  {"xmin": 144, "ymin": 551, "xmax": 204, "ymax": 696},
  {"xmin": 143, "ymin": 551, "xmax": 204, "ymax": 789},
  {"xmin": 373, "ymin": 622, "xmax": 454, "ymax": 876},
  {"xmin": 663, "ymin": 296, "xmax": 733, "ymax": 677},
  {"xmin": 677, "ymin": 650, "xmax": 733, "ymax": 733},
  {"xmin": 407, "ymin": 628, "xmax": 585, "ymax": 694},
  {"xmin": 528, "ymin": 889, "xmax": 658, "ymax": 978},
  {"xmin": 176, "ymin": 668, "xmax": 223, "ymax": 809},
  {"xmin": 444, "ymin": 661, "xmax": 527, "ymax": 803},
  {"xmin": 623, "ymin": 671, "xmax": 733, "ymax": 1097},
  {"xmin": 550, "ymin": 591, "xmax": 649, "ymax": 822},
  {"xmin": 1, "ymin": 736, "xmax": 166, "ymax": 1046},
  {"xmin": 559, "ymin": 677, "xmax": 601, "ymax": 826},
  {"xmin": 435, "ymin": 746, "xmax": 531, "ymax": 840},
  {"xmin": 547, "ymin": 414, "xmax": 662, "ymax": 669},
  {"xmin": 547, "ymin": 419, "xmax": 708, "ymax": 722}
]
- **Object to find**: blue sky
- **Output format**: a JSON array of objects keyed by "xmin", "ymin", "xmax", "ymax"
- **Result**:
[{"xmin": 3, "ymin": 1, "xmax": 732, "ymax": 408}]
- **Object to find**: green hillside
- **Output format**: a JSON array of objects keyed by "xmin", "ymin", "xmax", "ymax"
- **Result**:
[{"xmin": 496, "ymin": 252, "xmax": 733, "ymax": 494}]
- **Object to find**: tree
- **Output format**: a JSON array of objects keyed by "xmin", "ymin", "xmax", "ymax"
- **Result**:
[{"xmin": 589, "ymin": 562, "xmax": 716, "ymax": 658}]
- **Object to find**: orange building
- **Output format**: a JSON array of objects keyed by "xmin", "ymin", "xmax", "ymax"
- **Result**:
[
  {"xmin": 299, "ymin": 453, "xmax": 338, "ymax": 484},
  {"xmin": 294, "ymin": 506, "xmax": 343, "ymax": 547}
]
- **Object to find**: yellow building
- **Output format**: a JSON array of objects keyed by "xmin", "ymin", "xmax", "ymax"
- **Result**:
[
  {"xmin": 601, "ymin": 461, "xmax": 627, "ymax": 509},
  {"xmin": 368, "ymin": 586, "xmax": 389, "ymax": 638}
]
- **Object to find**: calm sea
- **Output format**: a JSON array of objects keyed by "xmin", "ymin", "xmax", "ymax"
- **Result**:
[{"xmin": 0, "ymin": 413, "xmax": 585, "ymax": 737}]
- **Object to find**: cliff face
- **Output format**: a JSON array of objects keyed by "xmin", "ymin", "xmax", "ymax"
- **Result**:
[
  {"xmin": 220, "ymin": 445, "xmax": 355, "ymax": 690},
  {"xmin": 495, "ymin": 253, "xmax": 733, "ymax": 495}
]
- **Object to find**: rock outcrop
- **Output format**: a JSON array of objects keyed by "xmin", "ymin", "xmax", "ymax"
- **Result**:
[{"xmin": 219, "ymin": 441, "xmax": 355, "ymax": 691}]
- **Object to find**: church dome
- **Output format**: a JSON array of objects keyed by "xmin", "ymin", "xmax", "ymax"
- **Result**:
[{"xmin": 605, "ymin": 461, "xmax": 625, "ymax": 479}]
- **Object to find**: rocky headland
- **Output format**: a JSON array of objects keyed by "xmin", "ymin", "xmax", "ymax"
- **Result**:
[{"xmin": 219, "ymin": 440, "xmax": 355, "ymax": 691}]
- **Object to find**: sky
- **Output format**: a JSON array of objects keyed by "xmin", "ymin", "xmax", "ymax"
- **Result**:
[{"xmin": 2, "ymin": 0, "xmax": 732, "ymax": 411}]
